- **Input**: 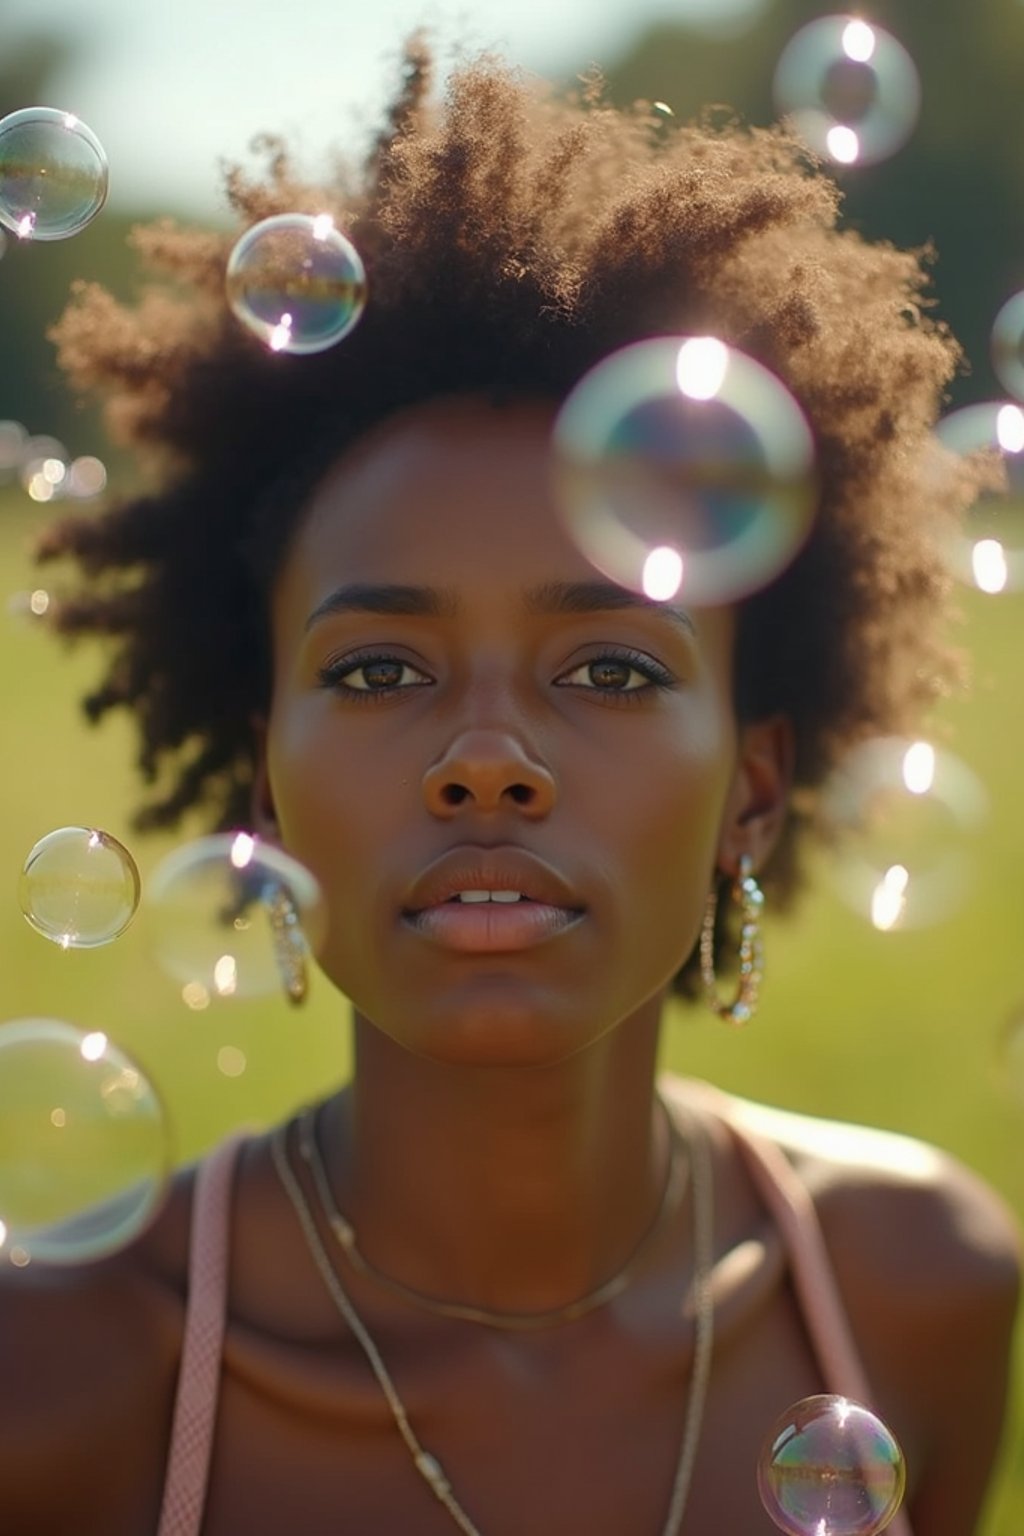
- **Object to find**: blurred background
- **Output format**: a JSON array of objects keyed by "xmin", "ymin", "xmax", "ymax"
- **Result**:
[{"xmin": 0, "ymin": 0, "xmax": 1021, "ymax": 1529}]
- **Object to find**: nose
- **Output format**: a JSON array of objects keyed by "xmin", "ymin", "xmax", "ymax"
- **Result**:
[{"xmin": 421, "ymin": 729, "xmax": 556, "ymax": 819}]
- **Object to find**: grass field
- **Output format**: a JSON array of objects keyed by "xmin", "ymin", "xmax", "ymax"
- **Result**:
[{"xmin": 1, "ymin": 486, "xmax": 1022, "ymax": 1531}]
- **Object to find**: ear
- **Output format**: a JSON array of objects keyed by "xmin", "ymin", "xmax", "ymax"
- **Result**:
[
  {"xmin": 249, "ymin": 714, "xmax": 281, "ymax": 843},
  {"xmin": 716, "ymin": 714, "xmax": 794, "ymax": 877}
]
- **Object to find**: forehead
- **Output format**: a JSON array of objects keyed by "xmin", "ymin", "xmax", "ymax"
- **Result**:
[{"xmin": 287, "ymin": 396, "xmax": 590, "ymax": 589}]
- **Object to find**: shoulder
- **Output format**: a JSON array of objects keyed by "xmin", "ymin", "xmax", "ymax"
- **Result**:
[
  {"xmin": 0, "ymin": 1160, "xmax": 198, "ymax": 1535},
  {"xmin": 667, "ymin": 1076, "xmax": 1022, "ymax": 1531}
]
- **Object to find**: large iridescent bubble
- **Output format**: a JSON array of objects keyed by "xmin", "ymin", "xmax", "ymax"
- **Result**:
[
  {"xmin": 773, "ymin": 16, "xmax": 920, "ymax": 167},
  {"xmin": 0, "ymin": 108, "xmax": 108, "ymax": 240},
  {"xmin": 551, "ymin": 337, "xmax": 816, "ymax": 607},
  {"xmin": 928, "ymin": 401, "xmax": 1024, "ymax": 595},
  {"xmin": 758, "ymin": 1395, "xmax": 907, "ymax": 1536}
]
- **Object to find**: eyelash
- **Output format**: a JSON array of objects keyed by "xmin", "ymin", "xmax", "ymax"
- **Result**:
[{"xmin": 315, "ymin": 648, "xmax": 677, "ymax": 705}]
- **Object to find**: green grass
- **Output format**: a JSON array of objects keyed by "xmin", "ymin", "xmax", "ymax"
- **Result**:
[{"xmin": 1, "ymin": 489, "xmax": 1021, "ymax": 1531}]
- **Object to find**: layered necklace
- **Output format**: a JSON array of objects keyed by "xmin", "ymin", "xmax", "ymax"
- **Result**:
[{"xmin": 270, "ymin": 1095, "xmax": 715, "ymax": 1536}]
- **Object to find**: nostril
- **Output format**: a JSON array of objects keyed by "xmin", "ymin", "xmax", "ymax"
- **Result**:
[
  {"xmin": 508, "ymin": 784, "xmax": 533, "ymax": 805},
  {"xmin": 440, "ymin": 784, "xmax": 471, "ymax": 806}
]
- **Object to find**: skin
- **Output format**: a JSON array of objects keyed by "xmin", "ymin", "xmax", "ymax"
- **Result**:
[{"xmin": 0, "ymin": 398, "xmax": 1020, "ymax": 1535}]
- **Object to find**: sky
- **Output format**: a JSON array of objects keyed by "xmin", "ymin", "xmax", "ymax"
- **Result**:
[{"xmin": 2, "ymin": 0, "xmax": 765, "ymax": 216}]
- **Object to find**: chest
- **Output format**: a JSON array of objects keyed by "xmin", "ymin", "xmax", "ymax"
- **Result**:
[{"xmin": 198, "ymin": 1277, "xmax": 827, "ymax": 1536}]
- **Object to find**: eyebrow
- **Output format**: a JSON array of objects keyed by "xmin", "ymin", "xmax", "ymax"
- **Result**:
[{"xmin": 305, "ymin": 579, "xmax": 696, "ymax": 637}]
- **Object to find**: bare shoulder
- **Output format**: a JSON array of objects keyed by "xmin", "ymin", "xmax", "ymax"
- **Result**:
[
  {"xmin": 0, "ymin": 1164, "xmax": 196, "ymax": 1535},
  {"xmin": 671, "ymin": 1077, "xmax": 1022, "ymax": 1533}
]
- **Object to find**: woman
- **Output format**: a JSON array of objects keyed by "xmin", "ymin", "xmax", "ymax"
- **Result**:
[{"xmin": 2, "ymin": 39, "xmax": 1019, "ymax": 1536}]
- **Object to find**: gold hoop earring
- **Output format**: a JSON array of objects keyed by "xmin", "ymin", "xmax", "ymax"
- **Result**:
[
  {"xmin": 265, "ymin": 881, "xmax": 309, "ymax": 1005},
  {"xmin": 699, "ymin": 854, "xmax": 764, "ymax": 1025}
]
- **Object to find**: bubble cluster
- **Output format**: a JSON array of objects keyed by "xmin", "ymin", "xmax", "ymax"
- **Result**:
[
  {"xmin": 928, "ymin": 401, "xmax": 1024, "ymax": 595},
  {"xmin": 820, "ymin": 738, "xmax": 988, "ymax": 930},
  {"xmin": 551, "ymin": 337, "xmax": 816, "ymax": 605},
  {"xmin": 0, "ymin": 107, "xmax": 109, "ymax": 241},
  {"xmin": 0, "ymin": 1018, "xmax": 169, "ymax": 1265},
  {"xmin": 758, "ymin": 1394, "xmax": 907, "ymax": 1536},
  {"xmin": 773, "ymin": 16, "xmax": 920, "ymax": 167},
  {"xmin": 19, "ymin": 827, "xmax": 141, "ymax": 949},
  {"xmin": 226, "ymin": 213, "xmax": 367, "ymax": 354},
  {"xmin": 147, "ymin": 833, "xmax": 326, "ymax": 1002}
]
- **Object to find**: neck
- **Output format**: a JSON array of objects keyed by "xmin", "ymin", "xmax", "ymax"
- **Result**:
[{"xmin": 319, "ymin": 997, "xmax": 671, "ymax": 1318}]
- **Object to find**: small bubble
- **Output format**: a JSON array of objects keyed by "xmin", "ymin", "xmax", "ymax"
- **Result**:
[
  {"xmin": 773, "ymin": 15, "xmax": 920, "ymax": 167},
  {"xmin": 0, "ymin": 108, "xmax": 108, "ymax": 241},
  {"xmin": 226, "ymin": 213, "xmax": 367, "ymax": 355},
  {"xmin": 19, "ymin": 826, "xmax": 141, "ymax": 949}
]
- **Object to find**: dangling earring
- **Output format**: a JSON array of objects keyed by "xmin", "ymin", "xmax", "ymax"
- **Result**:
[
  {"xmin": 265, "ymin": 881, "xmax": 309, "ymax": 1005},
  {"xmin": 699, "ymin": 853, "xmax": 764, "ymax": 1025}
]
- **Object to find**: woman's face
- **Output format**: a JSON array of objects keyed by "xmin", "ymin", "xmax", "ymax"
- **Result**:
[{"xmin": 260, "ymin": 396, "xmax": 776, "ymax": 1065}]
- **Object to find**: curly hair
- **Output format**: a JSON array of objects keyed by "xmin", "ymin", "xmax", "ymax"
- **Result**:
[{"xmin": 36, "ymin": 38, "xmax": 974, "ymax": 997}]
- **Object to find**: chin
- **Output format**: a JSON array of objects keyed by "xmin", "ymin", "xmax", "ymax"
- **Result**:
[{"xmin": 384, "ymin": 979, "xmax": 601, "ymax": 1068}]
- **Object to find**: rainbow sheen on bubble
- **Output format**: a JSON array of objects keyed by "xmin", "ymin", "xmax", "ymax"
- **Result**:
[
  {"xmin": 551, "ymin": 337, "xmax": 816, "ymax": 606},
  {"xmin": 146, "ymin": 833, "xmax": 326, "ymax": 1002},
  {"xmin": 0, "ymin": 107, "xmax": 108, "ymax": 240},
  {"xmin": 773, "ymin": 16, "xmax": 920, "ymax": 167},
  {"xmin": 820, "ymin": 737, "xmax": 988, "ymax": 930},
  {"xmin": 758, "ymin": 1395, "xmax": 907, "ymax": 1536},
  {"xmin": 20, "ymin": 826, "xmax": 141, "ymax": 949},
  {"xmin": 927, "ymin": 401, "xmax": 1024, "ymax": 594},
  {"xmin": 226, "ymin": 213, "xmax": 367, "ymax": 355},
  {"xmin": 0, "ymin": 1018, "xmax": 170, "ymax": 1264}
]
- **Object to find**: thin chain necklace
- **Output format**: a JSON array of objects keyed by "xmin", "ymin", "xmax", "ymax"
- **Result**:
[
  {"xmin": 296, "ymin": 1095, "xmax": 689, "ymax": 1330},
  {"xmin": 270, "ymin": 1101, "xmax": 715, "ymax": 1536}
]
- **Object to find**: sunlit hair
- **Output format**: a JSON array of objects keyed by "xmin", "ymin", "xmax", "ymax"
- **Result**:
[{"xmin": 37, "ymin": 38, "xmax": 975, "ymax": 997}]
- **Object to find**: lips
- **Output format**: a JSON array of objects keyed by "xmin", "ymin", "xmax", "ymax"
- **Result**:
[
  {"xmin": 402, "ymin": 846, "xmax": 585, "ymax": 916},
  {"xmin": 401, "ymin": 846, "xmax": 586, "ymax": 953}
]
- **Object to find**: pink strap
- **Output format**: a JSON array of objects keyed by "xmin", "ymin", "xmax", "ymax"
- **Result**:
[
  {"xmin": 725, "ymin": 1112, "xmax": 914, "ymax": 1536},
  {"xmin": 156, "ymin": 1134, "xmax": 246, "ymax": 1536}
]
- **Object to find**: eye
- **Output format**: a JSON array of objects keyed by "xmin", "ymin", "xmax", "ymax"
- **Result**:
[
  {"xmin": 316, "ymin": 652, "xmax": 432, "ymax": 700},
  {"xmin": 557, "ymin": 649, "xmax": 676, "ymax": 696}
]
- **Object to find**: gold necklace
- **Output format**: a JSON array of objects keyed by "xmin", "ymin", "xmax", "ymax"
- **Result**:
[
  {"xmin": 296, "ymin": 1095, "xmax": 689, "ymax": 1330},
  {"xmin": 270, "ymin": 1101, "xmax": 715, "ymax": 1536}
]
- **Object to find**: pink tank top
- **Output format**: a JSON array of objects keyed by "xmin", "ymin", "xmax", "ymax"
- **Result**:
[{"xmin": 155, "ymin": 1107, "xmax": 916, "ymax": 1536}]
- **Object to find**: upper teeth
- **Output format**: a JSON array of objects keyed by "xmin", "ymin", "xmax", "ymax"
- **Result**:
[{"xmin": 453, "ymin": 890, "xmax": 525, "ymax": 903}]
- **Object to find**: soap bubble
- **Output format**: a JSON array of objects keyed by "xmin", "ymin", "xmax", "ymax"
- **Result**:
[
  {"xmin": 820, "ymin": 737, "xmax": 988, "ymax": 930},
  {"xmin": 20, "ymin": 827, "xmax": 141, "ymax": 949},
  {"xmin": 551, "ymin": 337, "xmax": 816, "ymax": 606},
  {"xmin": 226, "ymin": 213, "xmax": 367, "ymax": 354},
  {"xmin": 928, "ymin": 401, "xmax": 1024, "ymax": 594},
  {"xmin": 773, "ymin": 16, "xmax": 920, "ymax": 167},
  {"xmin": 0, "ymin": 1018, "xmax": 170, "ymax": 1265},
  {"xmin": 0, "ymin": 108, "xmax": 109, "ymax": 240},
  {"xmin": 759, "ymin": 1394, "xmax": 906, "ymax": 1536},
  {"xmin": 991, "ymin": 292, "xmax": 1024, "ymax": 401},
  {"xmin": 147, "ymin": 833, "xmax": 326, "ymax": 1002}
]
